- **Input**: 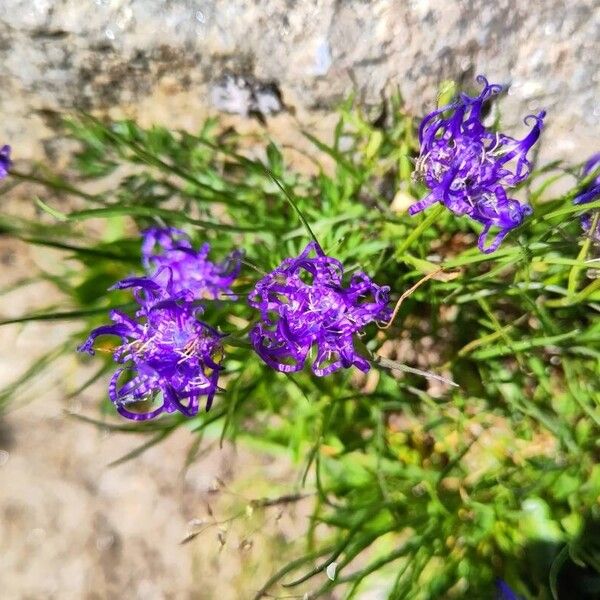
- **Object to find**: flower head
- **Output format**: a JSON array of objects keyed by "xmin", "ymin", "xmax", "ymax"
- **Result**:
[
  {"xmin": 141, "ymin": 227, "xmax": 241, "ymax": 300},
  {"xmin": 573, "ymin": 152, "xmax": 600, "ymax": 241},
  {"xmin": 78, "ymin": 279, "xmax": 224, "ymax": 420},
  {"xmin": 409, "ymin": 75, "xmax": 545, "ymax": 253},
  {"xmin": 248, "ymin": 242, "xmax": 391, "ymax": 376},
  {"xmin": 0, "ymin": 145, "xmax": 12, "ymax": 179}
]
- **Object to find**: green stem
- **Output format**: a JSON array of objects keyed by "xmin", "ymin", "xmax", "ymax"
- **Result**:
[{"xmin": 396, "ymin": 204, "xmax": 444, "ymax": 255}]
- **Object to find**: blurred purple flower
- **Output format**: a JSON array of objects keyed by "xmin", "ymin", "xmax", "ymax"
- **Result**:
[
  {"xmin": 0, "ymin": 145, "xmax": 12, "ymax": 179},
  {"xmin": 78, "ymin": 278, "xmax": 224, "ymax": 420},
  {"xmin": 141, "ymin": 227, "xmax": 242, "ymax": 300},
  {"xmin": 573, "ymin": 152, "xmax": 600, "ymax": 241},
  {"xmin": 496, "ymin": 579, "xmax": 522, "ymax": 600},
  {"xmin": 409, "ymin": 75, "xmax": 545, "ymax": 253},
  {"xmin": 248, "ymin": 242, "xmax": 391, "ymax": 376}
]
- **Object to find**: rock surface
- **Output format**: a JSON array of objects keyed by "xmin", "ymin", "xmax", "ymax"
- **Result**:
[{"xmin": 0, "ymin": 0, "xmax": 598, "ymax": 163}]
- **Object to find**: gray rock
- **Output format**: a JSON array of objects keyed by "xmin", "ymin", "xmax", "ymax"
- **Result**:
[
  {"xmin": 0, "ymin": 0, "xmax": 598, "ymax": 166},
  {"xmin": 210, "ymin": 74, "xmax": 283, "ymax": 118}
]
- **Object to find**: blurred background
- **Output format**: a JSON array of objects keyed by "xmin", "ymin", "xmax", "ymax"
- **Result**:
[{"xmin": 0, "ymin": 1, "xmax": 598, "ymax": 598}]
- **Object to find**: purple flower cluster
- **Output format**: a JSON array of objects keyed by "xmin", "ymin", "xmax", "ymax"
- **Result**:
[
  {"xmin": 573, "ymin": 153, "xmax": 600, "ymax": 241},
  {"xmin": 409, "ymin": 76, "xmax": 545, "ymax": 253},
  {"xmin": 79, "ymin": 228, "xmax": 239, "ymax": 420},
  {"xmin": 75, "ymin": 76, "xmax": 576, "ymax": 422},
  {"xmin": 81, "ymin": 232, "xmax": 391, "ymax": 419},
  {"xmin": 0, "ymin": 145, "xmax": 12, "ymax": 179},
  {"xmin": 248, "ymin": 242, "xmax": 391, "ymax": 376},
  {"xmin": 79, "ymin": 285, "xmax": 223, "ymax": 420}
]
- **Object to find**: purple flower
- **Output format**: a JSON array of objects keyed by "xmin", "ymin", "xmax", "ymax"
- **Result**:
[
  {"xmin": 409, "ymin": 75, "xmax": 545, "ymax": 253},
  {"xmin": 141, "ymin": 227, "xmax": 241, "ymax": 300},
  {"xmin": 496, "ymin": 579, "xmax": 522, "ymax": 600},
  {"xmin": 78, "ymin": 278, "xmax": 224, "ymax": 420},
  {"xmin": 248, "ymin": 242, "xmax": 391, "ymax": 376},
  {"xmin": 0, "ymin": 145, "xmax": 12, "ymax": 179},
  {"xmin": 573, "ymin": 152, "xmax": 600, "ymax": 241}
]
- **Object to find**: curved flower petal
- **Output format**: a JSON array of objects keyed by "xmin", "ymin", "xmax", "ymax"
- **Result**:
[
  {"xmin": 572, "ymin": 153, "xmax": 600, "ymax": 241},
  {"xmin": 0, "ymin": 145, "xmax": 12, "ymax": 179}
]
